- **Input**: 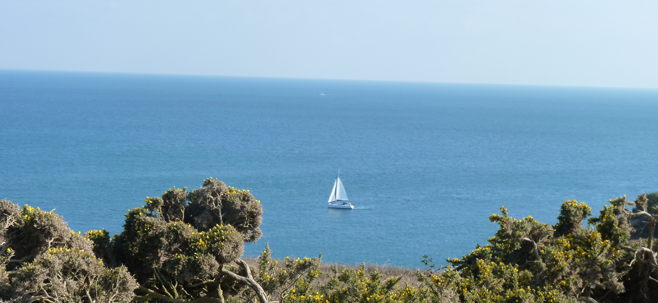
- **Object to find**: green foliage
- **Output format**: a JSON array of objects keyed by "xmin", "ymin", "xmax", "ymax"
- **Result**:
[
  {"xmin": 1, "ymin": 203, "xmax": 94, "ymax": 270},
  {"xmin": 427, "ymin": 197, "xmax": 654, "ymax": 303},
  {"xmin": 0, "ymin": 200, "xmax": 137, "ymax": 302},
  {"xmin": 109, "ymin": 178, "xmax": 267, "ymax": 302},
  {"xmin": 187, "ymin": 178, "xmax": 263, "ymax": 242},
  {"xmin": 85, "ymin": 228, "xmax": 114, "ymax": 264},
  {"xmin": 114, "ymin": 206, "xmax": 244, "ymax": 287},
  {"xmin": 255, "ymin": 244, "xmax": 322, "ymax": 300},
  {"xmin": 640, "ymin": 192, "xmax": 658, "ymax": 213},
  {"xmin": 315, "ymin": 265, "xmax": 403, "ymax": 303},
  {"xmin": 146, "ymin": 186, "xmax": 188, "ymax": 222},
  {"xmin": 5, "ymin": 183, "xmax": 658, "ymax": 303},
  {"xmin": 0, "ymin": 179, "xmax": 268, "ymax": 303},
  {"xmin": 241, "ymin": 244, "xmax": 324, "ymax": 303},
  {"xmin": 11, "ymin": 247, "xmax": 138, "ymax": 302},
  {"xmin": 554, "ymin": 200, "xmax": 592, "ymax": 237},
  {"xmin": 272, "ymin": 264, "xmax": 416, "ymax": 303},
  {"xmin": 588, "ymin": 196, "xmax": 632, "ymax": 245}
]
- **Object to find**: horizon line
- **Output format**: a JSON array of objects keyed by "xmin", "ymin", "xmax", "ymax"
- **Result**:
[{"xmin": 2, "ymin": 68, "xmax": 657, "ymax": 91}]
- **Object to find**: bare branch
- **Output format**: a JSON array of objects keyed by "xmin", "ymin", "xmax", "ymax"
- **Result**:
[
  {"xmin": 189, "ymin": 280, "xmax": 216, "ymax": 288},
  {"xmin": 522, "ymin": 237, "xmax": 541, "ymax": 261},
  {"xmin": 632, "ymin": 211, "xmax": 658, "ymax": 250},
  {"xmin": 153, "ymin": 268, "xmax": 176, "ymax": 299},
  {"xmin": 222, "ymin": 259, "xmax": 268, "ymax": 303},
  {"xmin": 631, "ymin": 211, "xmax": 655, "ymax": 222},
  {"xmin": 7, "ymin": 254, "xmax": 36, "ymax": 264}
]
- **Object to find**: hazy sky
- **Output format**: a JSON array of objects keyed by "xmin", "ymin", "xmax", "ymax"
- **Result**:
[{"xmin": 1, "ymin": 1, "xmax": 656, "ymax": 88}]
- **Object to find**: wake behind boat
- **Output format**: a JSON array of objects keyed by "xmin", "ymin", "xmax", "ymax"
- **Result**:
[{"xmin": 328, "ymin": 172, "xmax": 353, "ymax": 209}]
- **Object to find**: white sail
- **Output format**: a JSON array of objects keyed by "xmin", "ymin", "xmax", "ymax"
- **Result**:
[
  {"xmin": 328, "ymin": 179, "xmax": 338, "ymax": 202},
  {"xmin": 327, "ymin": 172, "xmax": 354, "ymax": 209},
  {"xmin": 335, "ymin": 177, "xmax": 348, "ymax": 201}
]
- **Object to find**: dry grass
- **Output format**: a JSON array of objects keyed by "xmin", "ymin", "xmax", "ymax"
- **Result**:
[
  {"xmin": 320, "ymin": 262, "xmax": 423, "ymax": 288},
  {"xmin": 243, "ymin": 257, "xmax": 424, "ymax": 288}
]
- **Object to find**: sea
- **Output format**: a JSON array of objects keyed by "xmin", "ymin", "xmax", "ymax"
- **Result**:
[{"xmin": 1, "ymin": 70, "xmax": 658, "ymax": 268}]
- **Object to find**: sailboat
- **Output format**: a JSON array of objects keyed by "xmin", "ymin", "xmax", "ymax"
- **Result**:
[{"xmin": 328, "ymin": 172, "xmax": 354, "ymax": 209}]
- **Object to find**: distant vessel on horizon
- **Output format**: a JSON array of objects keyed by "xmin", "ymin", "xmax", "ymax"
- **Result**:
[{"xmin": 328, "ymin": 172, "xmax": 354, "ymax": 209}]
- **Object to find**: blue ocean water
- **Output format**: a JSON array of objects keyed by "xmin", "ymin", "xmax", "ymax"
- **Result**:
[{"xmin": 1, "ymin": 70, "xmax": 658, "ymax": 267}]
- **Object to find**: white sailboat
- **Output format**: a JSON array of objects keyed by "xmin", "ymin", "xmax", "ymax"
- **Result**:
[{"xmin": 328, "ymin": 172, "xmax": 354, "ymax": 209}]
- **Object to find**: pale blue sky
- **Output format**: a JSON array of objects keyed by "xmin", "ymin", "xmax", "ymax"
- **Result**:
[{"xmin": 1, "ymin": 1, "xmax": 656, "ymax": 88}]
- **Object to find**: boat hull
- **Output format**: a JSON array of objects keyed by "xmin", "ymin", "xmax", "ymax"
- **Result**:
[{"xmin": 328, "ymin": 202, "xmax": 354, "ymax": 209}]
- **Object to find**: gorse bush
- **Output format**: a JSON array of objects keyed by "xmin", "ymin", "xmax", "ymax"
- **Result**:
[
  {"xmin": 0, "ymin": 200, "xmax": 138, "ymax": 302},
  {"xmin": 1, "ymin": 180, "xmax": 657, "ymax": 302},
  {"xmin": 415, "ymin": 195, "xmax": 656, "ymax": 303},
  {"xmin": 108, "ymin": 178, "xmax": 267, "ymax": 303},
  {"xmin": 1, "ymin": 178, "xmax": 269, "ymax": 303},
  {"xmin": 261, "ymin": 196, "xmax": 657, "ymax": 303}
]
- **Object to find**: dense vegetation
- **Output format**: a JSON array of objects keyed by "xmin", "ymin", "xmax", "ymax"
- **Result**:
[{"xmin": 1, "ymin": 178, "xmax": 657, "ymax": 302}]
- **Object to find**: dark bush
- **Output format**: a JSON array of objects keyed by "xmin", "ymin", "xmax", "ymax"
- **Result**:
[{"xmin": 110, "ymin": 178, "xmax": 268, "ymax": 303}]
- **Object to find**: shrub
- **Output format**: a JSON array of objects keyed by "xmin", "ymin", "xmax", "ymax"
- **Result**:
[
  {"xmin": 108, "ymin": 178, "xmax": 269, "ymax": 303},
  {"xmin": 0, "ymin": 199, "xmax": 138, "ymax": 302},
  {"xmin": 5, "ymin": 183, "xmax": 658, "ymax": 303}
]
